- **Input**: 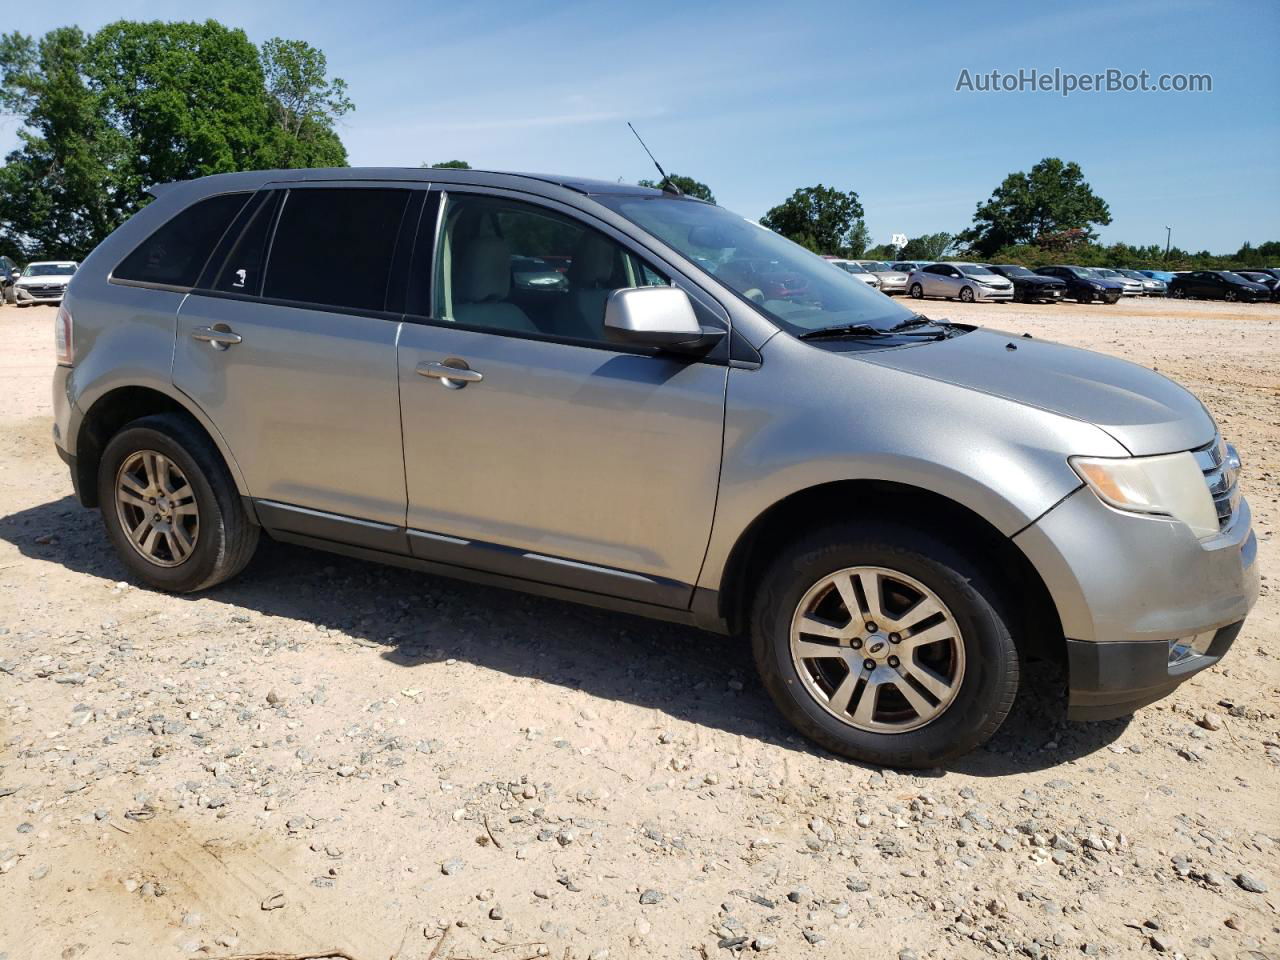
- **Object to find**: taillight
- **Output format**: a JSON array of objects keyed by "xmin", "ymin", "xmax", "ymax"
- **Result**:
[{"xmin": 55, "ymin": 304, "xmax": 74, "ymax": 366}]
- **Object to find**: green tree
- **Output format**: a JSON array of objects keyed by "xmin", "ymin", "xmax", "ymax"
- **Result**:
[
  {"xmin": 259, "ymin": 37, "xmax": 352, "ymax": 168},
  {"xmin": 959, "ymin": 158, "xmax": 1111, "ymax": 256},
  {"xmin": 900, "ymin": 232, "xmax": 954, "ymax": 260},
  {"xmin": 0, "ymin": 20, "xmax": 352, "ymax": 260},
  {"xmin": 760, "ymin": 184, "xmax": 865, "ymax": 255},
  {"xmin": 637, "ymin": 173, "xmax": 714, "ymax": 203},
  {"xmin": 426, "ymin": 160, "xmax": 471, "ymax": 169}
]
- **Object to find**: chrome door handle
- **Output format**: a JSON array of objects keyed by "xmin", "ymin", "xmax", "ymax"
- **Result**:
[
  {"xmin": 416, "ymin": 360, "xmax": 482, "ymax": 388},
  {"xmin": 191, "ymin": 325, "xmax": 243, "ymax": 350}
]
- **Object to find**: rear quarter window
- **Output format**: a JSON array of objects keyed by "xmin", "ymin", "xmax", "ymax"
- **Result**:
[{"xmin": 114, "ymin": 193, "xmax": 250, "ymax": 287}]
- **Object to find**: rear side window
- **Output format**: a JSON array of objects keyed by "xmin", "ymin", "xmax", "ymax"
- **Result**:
[
  {"xmin": 210, "ymin": 192, "xmax": 282, "ymax": 296},
  {"xmin": 114, "ymin": 192, "xmax": 249, "ymax": 287},
  {"xmin": 264, "ymin": 188, "xmax": 410, "ymax": 312}
]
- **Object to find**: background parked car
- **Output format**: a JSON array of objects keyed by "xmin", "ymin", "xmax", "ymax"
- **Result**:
[
  {"xmin": 827, "ymin": 258, "xmax": 881, "ymax": 289},
  {"xmin": 852, "ymin": 260, "xmax": 909, "ymax": 295},
  {"xmin": 12, "ymin": 260, "xmax": 78, "ymax": 307},
  {"xmin": 1139, "ymin": 269, "xmax": 1178, "ymax": 284},
  {"xmin": 0, "ymin": 255, "xmax": 20, "ymax": 304},
  {"xmin": 1090, "ymin": 267, "xmax": 1143, "ymax": 297},
  {"xmin": 1168, "ymin": 269, "xmax": 1271, "ymax": 302},
  {"xmin": 1035, "ymin": 265, "xmax": 1123, "ymax": 304},
  {"xmin": 987, "ymin": 263, "xmax": 1067, "ymax": 303},
  {"xmin": 908, "ymin": 262, "xmax": 1014, "ymax": 302},
  {"xmin": 1114, "ymin": 268, "xmax": 1166, "ymax": 297},
  {"xmin": 1234, "ymin": 270, "xmax": 1280, "ymax": 301},
  {"xmin": 891, "ymin": 260, "xmax": 933, "ymax": 274}
]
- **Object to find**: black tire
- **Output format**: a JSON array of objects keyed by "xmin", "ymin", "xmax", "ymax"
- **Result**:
[
  {"xmin": 1224, "ymin": 289, "xmax": 1238, "ymax": 303},
  {"xmin": 1076, "ymin": 289, "xmax": 1092, "ymax": 304},
  {"xmin": 908, "ymin": 282, "xmax": 923, "ymax": 299},
  {"xmin": 1171, "ymin": 287, "xmax": 1185, "ymax": 299},
  {"xmin": 98, "ymin": 413, "xmax": 259, "ymax": 592},
  {"xmin": 959, "ymin": 286, "xmax": 974, "ymax": 303},
  {"xmin": 750, "ymin": 522, "xmax": 1019, "ymax": 768}
]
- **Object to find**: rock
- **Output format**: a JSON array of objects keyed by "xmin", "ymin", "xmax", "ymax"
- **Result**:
[
  {"xmin": 1149, "ymin": 933, "xmax": 1172, "ymax": 953},
  {"xmin": 29, "ymin": 864, "xmax": 49, "ymax": 881},
  {"xmin": 441, "ymin": 858, "xmax": 466, "ymax": 876},
  {"xmin": 266, "ymin": 690, "xmax": 282, "ymax": 705},
  {"xmin": 639, "ymin": 889, "xmax": 664, "ymax": 905},
  {"xmin": 898, "ymin": 951, "xmax": 919, "ymax": 960},
  {"xmin": 1197, "ymin": 713, "xmax": 1224, "ymax": 731},
  {"xmin": 801, "ymin": 929, "xmax": 826, "ymax": 945},
  {"xmin": 489, "ymin": 905, "xmax": 504, "ymax": 921},
  {"xmin": 1235, "ymin": 873, "xmax": 1267, "ymax": 893},
  {"xmin": 753, "ymin": 936, "xmax": 777, "ymax": 952}
]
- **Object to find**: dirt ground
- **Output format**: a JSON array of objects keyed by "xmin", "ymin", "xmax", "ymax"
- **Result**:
[{"xmin": 0, "ymin": 296, "xmax": 1277, "ymax": 960}]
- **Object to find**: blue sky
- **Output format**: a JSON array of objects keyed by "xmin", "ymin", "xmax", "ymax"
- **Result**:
[{"xmin": 3, "ymin": 0, "xmax": 1277, "ymax": 252}]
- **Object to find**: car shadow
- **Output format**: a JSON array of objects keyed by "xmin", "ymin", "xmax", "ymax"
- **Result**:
[{"xmin": 1, "ymin": 495, "xmax": 1129, "ymax": 776}]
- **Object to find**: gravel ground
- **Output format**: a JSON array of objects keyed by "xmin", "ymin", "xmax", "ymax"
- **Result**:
[{"xmin": 0, "ymin": 297, "xmax": 1277, "ymax": 960}]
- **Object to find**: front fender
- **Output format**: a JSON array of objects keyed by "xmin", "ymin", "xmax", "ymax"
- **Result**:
[{"xmin": 697, "ymin": 333, "xmax": 1125, "ymax": 595}]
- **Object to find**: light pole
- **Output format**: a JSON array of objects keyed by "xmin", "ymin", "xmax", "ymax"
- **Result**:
[{"xmin": 1164, "ymin": 226, "xmax": 1172, "ymax": 262}]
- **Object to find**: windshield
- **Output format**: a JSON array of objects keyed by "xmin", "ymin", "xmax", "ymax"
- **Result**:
[
  {"xmin": 596, "ymin": 196, "xmax": 916, "ymax": 334},
  {"xmin": 23, "ymin": 263, "xmax": 76, "ymax": 277},
  {"xmin": 1094, "ymin": 269, "xmax": 1121, "ymax": 278},
  {"xmin": 996, "ymin": 265, "xmax": 1033, "ymax": 277},
  {"xmin": 1219, "ymin": 271, "xmax": 1249, "ymax": 283},
  {"xmin": 957, "ymin": 264, "xmax": 995, "ymax": 277},
  {"xmin": 837, "ymin": 261, "xmax": 869, "ymax": 274},
  {"xmin": 862, "ymin": 261, "xmax": 892, "ymax": 272}
]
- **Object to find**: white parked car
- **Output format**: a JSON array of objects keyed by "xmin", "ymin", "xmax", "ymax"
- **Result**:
[
  {"xmin": 853, "ymin": 260, "xmax": 910, "ymax": 295},
  {"xmin": 908, "ymin": 262, "xmax": 1014, "ymax": 303},
  {"xmin": 13, "ymin": 260, "xmax": 79, "ymax": 307},
  {"xmin": 826, "ymin": 258, "xmax": 881, "ymax": 289}
]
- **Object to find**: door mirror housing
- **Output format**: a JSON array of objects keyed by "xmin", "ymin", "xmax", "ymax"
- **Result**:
[{"xmin": 604, "ymin": 286, "xmax": 726, "ymax": 355}]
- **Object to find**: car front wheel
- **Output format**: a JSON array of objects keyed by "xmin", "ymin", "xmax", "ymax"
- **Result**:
[
  {"xmin": 98, "ymin": 413, "xmax": 259, "ymax": 593},
  {"xmin": 959, "ymin": 286, "xmax": 975, "ymax": 303},
  {"xmin": 751, "ymin": 523, "xmax": 1019, "ymax": 768},
  {"xmin": 909, "ymin": 283, "xmax": 923, "ymax": 299}
]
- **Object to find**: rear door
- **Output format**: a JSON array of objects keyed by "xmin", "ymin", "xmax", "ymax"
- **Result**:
[
  {"xmin": 395, "ymin": 188, "xmax": 729, "ymax": 607},
  {"xmin": 173, "ymin": 184, "xmax": 420, "ymax": 538}
]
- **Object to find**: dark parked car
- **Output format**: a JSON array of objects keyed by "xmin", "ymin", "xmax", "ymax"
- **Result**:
[
  {"xmin": 1034, "ymin": 265, "xmax": 1123, "ymax": 304},
  {"xmin": 1168, "ymin": 270, "xmax": 1271, "ymax": 303},
  {"xmin": 987, "ymin": 264, "xmax": 1067, "ymax": 303},
  {"xmin": 0, "ymin": 255, "xmax": 19, "ymax": 305},
  {"xmin": 1234, "ymin": 270, "xmax": 1280, "ymax": 302}
]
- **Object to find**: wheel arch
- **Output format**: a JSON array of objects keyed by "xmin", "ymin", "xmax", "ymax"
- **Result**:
[
  {"xmin": 74, "ymin": 384, "xmax": 249, "ymax": 509},
  {"xmin": 714, "ymin": 479, "xmax": 1064, "ymax": 661}
]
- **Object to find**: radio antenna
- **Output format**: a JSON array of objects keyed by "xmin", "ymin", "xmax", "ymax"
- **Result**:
[{"xmin": 628, "ymin": 122, "xmax": 682, "ymax": 195}]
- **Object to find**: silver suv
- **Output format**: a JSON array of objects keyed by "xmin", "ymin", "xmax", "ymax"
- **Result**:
[{"xmin": 51, "ymin": 168, "xmax": 1259, "ymax": 768}]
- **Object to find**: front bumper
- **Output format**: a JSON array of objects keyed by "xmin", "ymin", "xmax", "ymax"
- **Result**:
[
  {"xmin": 974, "ymin": 286, "xmax": 1014, "ymax": 301},
  {"xmin": 15, "ymin": 284, "xmax": 67, "ymax": 303},
  {"xmin": 1065, "ymin": 621, "xmax": 1243, "ymax": 720},
  {"xmin": 1015, "ymin": 485, "xmax": 1259, "ymax": 721}
]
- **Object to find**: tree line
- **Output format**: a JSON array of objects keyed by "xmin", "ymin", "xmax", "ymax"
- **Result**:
[
  {"xmin": 626, "ymin": 159, "xmax": 1276, "ymax": 271},
  {"xmin": 0, "ymin": 21, "xmax": 351, "ymax": 261}
]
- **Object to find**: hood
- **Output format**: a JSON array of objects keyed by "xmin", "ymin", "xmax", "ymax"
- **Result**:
[
  {"xmin": 16, "ymin": 273, "xmax": 74, "ymax": 285},
  {"xmin": 860, "ymin": 329, "xmax": 1214, "ymax": 455}
]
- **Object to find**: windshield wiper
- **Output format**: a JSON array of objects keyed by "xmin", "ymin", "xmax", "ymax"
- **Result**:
[
  {"xmin": 890, "ymin": 314, "xmax": 947, "ymax": 332},
  {"xmin": 797, "ymin": 324, "xmax": 888, "ymax": 341}
]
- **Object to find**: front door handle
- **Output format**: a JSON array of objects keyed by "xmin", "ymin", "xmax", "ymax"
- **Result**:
[
  {"xmin": 417, "ymin": 359, "xmax": 483, "ymax": 389},
  {"xmin": 191, "ymin": 325, "xmax": 243, "ymax": 350}
]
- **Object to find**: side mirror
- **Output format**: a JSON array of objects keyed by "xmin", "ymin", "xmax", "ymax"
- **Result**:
[{"xmin": 604, "ymin": 286, "xmax": 726, "ymax": 355}]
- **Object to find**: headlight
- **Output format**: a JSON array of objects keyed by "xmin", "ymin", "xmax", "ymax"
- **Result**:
[
  {"xmin": 1070, "ymin": 452, "xmax": 1218, "ymax": 538},
  {"xmin": 1089, "ymin": 282, "xmax": 1104, "ymax": 290}
]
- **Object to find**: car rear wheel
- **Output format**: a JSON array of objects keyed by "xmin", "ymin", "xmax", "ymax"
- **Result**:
[
  {"xmin": 751, "ymin": 523, "xmax": 1019, "ymax": 768},
  {"xmin": 909, "ymin": 283, "xmax": 923, "ymax": 299},
  {"xmin": 1171, "ymin": 287, "xmax": 1186, "ymax": 299},
  {"xmin": 959, "ymin": 286, "xmax": 975, "ymax": 303},
  {"xmin": 1224, "ymin": 289, "xmax": 1238, "ymax": 302},
  {"xmin": 98, "ymin": 413, "xmax": 259, "ymax": 593}
]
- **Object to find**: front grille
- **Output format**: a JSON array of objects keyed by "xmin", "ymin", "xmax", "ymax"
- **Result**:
[
  {"xmin": 1192, "ymin": 435, "xmax": 1241, "ymax": 531},
  {"xmin": 26, "ymin": 284, "xmax": 63, "ymax": 296}
]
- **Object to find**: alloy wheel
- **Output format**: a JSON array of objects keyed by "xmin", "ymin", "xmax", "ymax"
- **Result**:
[
  {"xmin": 114, "ymin": 450, "xmax": 200, "ymax": 567},
  {"xmin": 959, "ymin": 286, "xmax": 974, "ymax": 303},
  {"xmin": 789, "ymin": 566, "xmax": 965, "ymax": 733}
]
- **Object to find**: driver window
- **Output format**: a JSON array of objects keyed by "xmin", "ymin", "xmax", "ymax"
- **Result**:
[{"xmin": 432, "ymin": 194, "xmax": 669, "ymax": 343}]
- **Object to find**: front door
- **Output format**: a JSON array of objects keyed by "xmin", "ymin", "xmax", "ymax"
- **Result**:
[
  {"xmin": 396, "ymin": 190, "xmax": 728, "ymax": 607},
  {"xmin": 174, "ymin": 186, "xmax": 416, "ymax": 531}
]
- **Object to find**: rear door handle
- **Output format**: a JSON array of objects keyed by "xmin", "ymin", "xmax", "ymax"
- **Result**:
[
  {"xmin": 416, "ymin": 360, "xmax": 482, "ymax": 388},
  {"xmin": 191, "ymin": 325, "xmax": 243, "ymax": 350}
]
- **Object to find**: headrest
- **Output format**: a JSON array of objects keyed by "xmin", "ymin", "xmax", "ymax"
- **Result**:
[
  {"xmin": 455, "ymin": 236, "xmax": 512, "ymax": 302},
  {"xmin": 568, "ymin": 233, "xmax": 615, "ymax": 287}
]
